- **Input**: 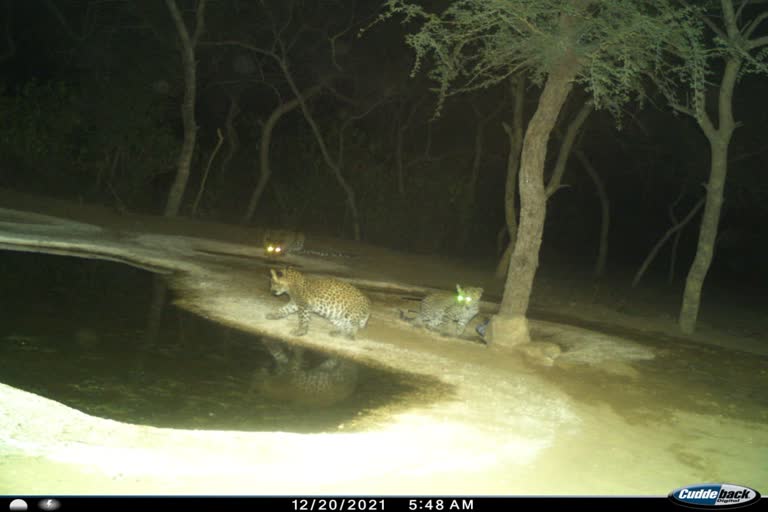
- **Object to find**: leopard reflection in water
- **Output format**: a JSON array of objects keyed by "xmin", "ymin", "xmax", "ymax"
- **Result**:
[{"xmin": 249, "ymin": 340, "xmax": 359, "ymax": 407}]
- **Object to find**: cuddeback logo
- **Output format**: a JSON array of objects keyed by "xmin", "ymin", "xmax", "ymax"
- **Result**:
[{"xmin": 669, "ymin": 483, "xmax": 761, "ymax": 509}]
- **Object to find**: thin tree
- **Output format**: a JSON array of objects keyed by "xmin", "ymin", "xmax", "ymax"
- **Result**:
[
  {"xmin": 655, "ymin": 0, "xmax": 768, "ymax": 333},
  {"xmin": 213, "ymin": 1, "xmax": 371, "ymax": 239},
  {"xmin": 495, "ymin": 77, "xmax": 526, "ymax": 278},
  {"xmin": 164, "ymin": 0, "xmax": 207, "ymax": 217},
  {"xmin": 191, "ymin": 128, "xmax": 224, "ymax": 216},
  {"xmin": 633, "ymin": 197, "xmax": 705, "ymax": 288},
  {"xmin": 385, "ymin": 0, "xmax": 702, "ymax": 347},
  {"xmin": 575, "ymin": 149, "xmax": 610, "ymax": 278},
  {"xmin": 241, "ymin": 85, "xmax": 321, "ymax": 223},
  {"xmin": 495, "ymin": 95, "xmax": 592, "ymax": 278}
]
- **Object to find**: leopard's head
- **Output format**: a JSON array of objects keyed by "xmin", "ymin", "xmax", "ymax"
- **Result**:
[
  {"xmin": 455, "ymin": 284, "xmax": 483, "ymax": 307},
  {"xmin": 270, "ymin": 267, "xmax": 302, "ymax": 295},
  {"xmin": 264, "ymin": 239, "xmax": 286, "ymax": 257}
]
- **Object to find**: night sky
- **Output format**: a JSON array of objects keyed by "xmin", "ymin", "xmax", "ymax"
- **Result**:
[{"xmin": 1, "ymin": 0, "xmax": 767, "ymax": 290}]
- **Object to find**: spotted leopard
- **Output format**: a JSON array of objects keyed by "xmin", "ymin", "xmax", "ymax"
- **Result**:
[
  {"xmin": 263, "ymin": 229, "xmax": 305, "ymax": 257},
  {"xmin": 267, "ymin": 267, "xmax": 371, "ymax": 339},
  {"xmin": 263, "ymin": 229, "xmax": 355, "ymax": 259},
  {"xmin": 402, "ymin": 284, "xmax": 483, "ymax": 337}
]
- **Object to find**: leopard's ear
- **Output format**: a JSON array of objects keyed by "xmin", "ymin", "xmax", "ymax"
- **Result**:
[
  {"xmin": 270, "ymin": 268, "xmax": 278, "ymax": 279},
  {"xmin": 456, "ymin": 284, "xmax": 464, "ymax": 294}
]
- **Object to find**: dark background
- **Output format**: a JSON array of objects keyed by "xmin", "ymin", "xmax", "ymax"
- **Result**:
[{"xmin": 0, "ymin": 0, "xmax": 766, "ymax": 288}]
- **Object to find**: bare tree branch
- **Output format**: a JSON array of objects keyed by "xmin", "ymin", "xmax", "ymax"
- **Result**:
[
  {"xmin": 192, "ymin": 0, "xmax": 207, "ymax": 46},
  {"xmin": 633, "ymin": 197, "xmax": 705, "ymax": 288},
  {"xmin": 735, "ymin": 0, "xmax": 749, "ymax": 20},
  {"xmin": 667, "ymin": 97, "xmax": 697, "ymax": 117},
  {"xmin": 747, "ymin": 34, "xmax": 768, "ymax": 48},
  {"xmin": 326, "ymin": 0, "xmax": 381, "ymax": 72},
  {"xmin": 546, "ymin": 100, "xmax": 592, "ymax": 198},
  {"xmin": 165, "ymin": 0, "xmax": 206, "ymax": 52},
  {"xmin": 744, "ymin": 10, "xmax": 768, "ymax": 37},
  {"xmin": 205, "ymin": 41, "xmax": 280, "ymax": 64},
  {"xmin": 322, "ymin": 83, "xmax": 358, "ymax": 105}
]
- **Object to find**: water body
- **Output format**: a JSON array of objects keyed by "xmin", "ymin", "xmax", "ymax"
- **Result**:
[
  {"xmin": 0, "ymin": 252, "xmax": 438, "ymax": 434},
  {"xmin": 1, "ymin": 251, "xmax": 766, "ymax": 495}
]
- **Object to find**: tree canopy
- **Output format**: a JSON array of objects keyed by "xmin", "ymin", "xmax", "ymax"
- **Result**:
[{"xmin": 384, "ymin": 0, "xmax": 706, "ymax": 121}]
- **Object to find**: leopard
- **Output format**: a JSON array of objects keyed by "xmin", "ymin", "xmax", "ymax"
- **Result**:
[
  {"xmin": 267, "ymin": 267, "xmax": 371, "ymax": 339},
  {"xmin": 263, "ymin": 229, "xmax": 306, "ymax": 257},
  {"xmin": 402, "ymin": 284, "xmax": 483, "ymax": 337},
  {"xmin": 262, "ymin": 229, "xmax": 355, "ymax": 259}
]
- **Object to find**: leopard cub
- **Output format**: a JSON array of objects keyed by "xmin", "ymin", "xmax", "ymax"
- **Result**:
[
  {"xmin": 403, "ymin": 284, "xmax": 483, "ymax": 337},
  {"xmin": 267, "ymin": 267, "xmax": 371, "ymax": 339}
]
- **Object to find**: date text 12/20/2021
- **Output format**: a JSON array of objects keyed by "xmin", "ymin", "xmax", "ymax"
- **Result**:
[{"xmin": 291, "ymin": 498, "xmax": 475, "ymax": 511}]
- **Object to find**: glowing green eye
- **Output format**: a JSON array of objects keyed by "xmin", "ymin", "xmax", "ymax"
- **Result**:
[
  {"xmin": 267, "ymin": 245, "xmax": 275, "ymax": 252},
  {"xmin": 457, "ymin": 295, "xmax": 465, "ymax": 302}
]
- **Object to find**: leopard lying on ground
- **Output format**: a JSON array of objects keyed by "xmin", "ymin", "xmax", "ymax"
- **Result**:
[
  {"xmin": 263, "ymin": 229, "xmax": 305, "ymax": 257},
  {"xmin": 401, "ymin": 284, "xmax": 483, "ymax": 337},
  {"xmin": 262, "ymin": 229, "xmax": 355, "ymax": 259},
  {"xmin": 267, "ymin": 267, "xmax": 371, "ymax": 339}
]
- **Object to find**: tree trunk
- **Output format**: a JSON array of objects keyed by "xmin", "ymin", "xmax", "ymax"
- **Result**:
[
  {"xmin": 495, "ymin": 88, "xmax": 590, "ymax": 280},
  {"xmin": 575, "ymin": 150, "xmax": 609, "ymax": 278},
  {"xmin": 495, "ymin": 77, "xmax": 525, "ymax": 278},
  {"xmin": 495, "ymin": 122, "xmax": 521, "ymax": 278},
  {"xmin": 679, "ymin": 141, "xmax": 730, "ymax": 332},
  {"xmin": 191, "ymin": 128, "xmax": 224, "ymax": 216},
  {"xmin": 667, "ymin": 188, "xmax": 685, "ymax": 283},
  {"xmin": 242, "ymin": 86, "xmax": 320, "ymax": 223},
  {"xmin": 163, "ymin": 0, "xmax": 206, "ymax": 218},
  {"xmin": 394, "ymin": 98, "xmax": 422, "ymax": 198},
  {"xmin": 679, "ymin": 57, "xmax": 739, "ymax": 334},
  {"xmin": 213, "ymin": 91, "xmax": 241, "ymax": 199},
  {"xmin": 486, "ymin": 59, "xmax": 579, "ymax": 348},
  {"xmin": 545, "ymin": 101, "xmax": 592, "ymax": 198}
]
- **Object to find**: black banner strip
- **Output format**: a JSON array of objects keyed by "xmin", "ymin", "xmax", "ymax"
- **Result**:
[{"xmin": 4, "ymin": 496, "xmax": 730, "ymax": 512}]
